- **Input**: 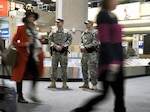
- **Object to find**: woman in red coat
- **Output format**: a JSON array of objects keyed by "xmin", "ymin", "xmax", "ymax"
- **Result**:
[{"xmin": 11, "ymin": 11, "xmax": 44, "ymax": 103}]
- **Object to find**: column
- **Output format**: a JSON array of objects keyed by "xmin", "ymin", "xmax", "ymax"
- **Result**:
[{"xmin": 56, "ymin": 0, "xmax": 88, "ymax": 45}]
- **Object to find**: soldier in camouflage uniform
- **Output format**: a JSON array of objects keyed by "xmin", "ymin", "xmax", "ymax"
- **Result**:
[
  {"xmin": 48, "ymin": 18, "xmax": 72, "ymax": 89},
  {"xmin": 79, "ymin": 20, "xmax": 100, "ymax": 90}
]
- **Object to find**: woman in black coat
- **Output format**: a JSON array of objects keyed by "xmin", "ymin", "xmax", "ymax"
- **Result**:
[{"xmin": 71, "ymin": 0, "xmax": 126, "ymax": 112}]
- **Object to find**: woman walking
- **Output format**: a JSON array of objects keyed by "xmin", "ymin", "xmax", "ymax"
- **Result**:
[
  {"xmin": 71, "ymin": 0, "xmax": 126, "ymax": 112},
  {"xmin": 11, "ymin": 11, "xmax": 44, "ymax": 103}
]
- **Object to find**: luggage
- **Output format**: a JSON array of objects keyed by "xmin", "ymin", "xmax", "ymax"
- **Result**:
[
  {"xmin": 0, "ymin": 85, "xmax": 17, "ymax": 112},
  {"xmin": 0, "ymin": 64, "xmax": 17, "ymax": 112}
]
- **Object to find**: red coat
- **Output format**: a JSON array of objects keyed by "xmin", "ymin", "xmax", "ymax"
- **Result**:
[{"xmin": 11, "ymin": 25, "xmax": 44, "ymax": 82}]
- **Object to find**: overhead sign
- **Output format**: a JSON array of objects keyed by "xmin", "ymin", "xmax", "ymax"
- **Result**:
[
  {"xmin": 113, "ymin": 2, "xmax": 140, "ymax": 20},
  {"xmin": 88, "ymin": 7, "xmax": 100, "ymax": 23},
  {"xmin": 141, "ymin": 3, "xmax": 150, "ymax": 17},
  {"xmin": 0, "ymin": 0, "xmax": 8, "ymax": 16},
  {"xmin": 1, "ymin": 29, "xmax": 9, "ymax": 38}
]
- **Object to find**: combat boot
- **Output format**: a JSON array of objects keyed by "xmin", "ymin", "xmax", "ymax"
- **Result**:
[
  {"xmin": 48, "ymin": 81, "xmax": 56, "ymax": 88},
  {"xmin": 62, "ymin": 82, "xmax": 69, "ymax": 89},
  {"xmin": 91, "ymin": 85, "xmax": 97, "ymax": 90},
  {"xmin": 79, "ymin": 83, "xmax": 89, "ymax": 89}
]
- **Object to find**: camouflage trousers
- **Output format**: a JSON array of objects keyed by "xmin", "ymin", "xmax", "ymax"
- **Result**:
[
  {"xmin": 81, "ymin": 51, "xmax": 98, "ymax": 85},
  {"xmin": 50, "ymin": 51, "xmax": 68, "ymax": 82}
]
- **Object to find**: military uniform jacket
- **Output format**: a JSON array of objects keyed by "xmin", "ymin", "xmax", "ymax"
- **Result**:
[
  {"xmin": 49, "ymin": 28, "xmax": 72, "ymax": 48},
  {"xmin": 80, "ymin": 29, "xmax": 99, "ymax": 52}
]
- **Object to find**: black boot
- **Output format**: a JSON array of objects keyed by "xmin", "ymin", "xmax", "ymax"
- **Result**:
[
  {"xmin": 114, "ymin": 107, "xmax": 126, "ymax": 112},
  {"xmin": 18, "ymin": 97, "xmax": 28, "ymax": 103},
  {"xmin": 16, "ymin": 82, "xmax": 28, "ymax": 103},
  {"xmin": 71, "ymin": 106, "xmax": 92, "ymax": 112}
]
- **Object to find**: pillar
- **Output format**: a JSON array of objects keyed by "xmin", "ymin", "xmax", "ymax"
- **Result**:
[{"xmin": 56, "ymin": 0, "xmax": 88, "ymax": 45}]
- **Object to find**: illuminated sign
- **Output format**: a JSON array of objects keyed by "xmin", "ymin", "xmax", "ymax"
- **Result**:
[
  {"xmin": 0, "ymin": 0, "xmax": 8, "ymax": 16},
  {"xmin": 88, "ymin": 7, "xmax": 100, "ymax": 22},
  {"xmin": 1, "ymin": 29, "xmax": 9, "ymax": 38},
  {"xmin": 88, "ymin": 2, "xmax": 141, "ymax": 22},
  {"xmin": 141, "ymin": 3, "xmax": 150, "ymax": 17},
  {"xmin": 113, "ymin": 2, "xmax": 140, "ymax": 20}
]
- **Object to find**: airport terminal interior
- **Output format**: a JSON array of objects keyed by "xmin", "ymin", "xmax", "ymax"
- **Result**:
[{"xmin": 0, "ymin": 0, "xmax": 150, "ymax": 112}]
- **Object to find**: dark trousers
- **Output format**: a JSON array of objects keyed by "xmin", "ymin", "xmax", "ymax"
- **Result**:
[
  {"xmin": 81, "ymin": 68, "xmax": 126, "ymax": 112},
  {"xmin": 17, "ymin": 53, "xmax": 39, "ymax": 98}
]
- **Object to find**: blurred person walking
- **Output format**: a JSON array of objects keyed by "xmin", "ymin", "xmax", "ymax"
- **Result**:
[
  {"xmin": 126, "ymin": 42, "xmax": 137, "ymax": 58},
  {"xmin": 47, "ymin": 18, "xmax": 72, "ymax": 89},
  {"xmin": 79, "ymin": 20, "xmax": 100, "ymax": 90},
  {"xmin": 71, "ymin": 0, "xmax": 126, "ymax": 112},
  {"xmin": 11, "ymin": 11, "xmax": 44, "ymax": 103},
  {"xmin": 0, "ymin": 33, "xmax": 7, "ymax": 70},
  {"xmin": 0, "ymin": 33, "xmax": 5, "ymax": 52}
]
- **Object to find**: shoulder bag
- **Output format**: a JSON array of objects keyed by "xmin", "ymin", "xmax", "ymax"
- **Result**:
[{"xmin": 3, "ymin": 45, "xmax": 17, "ymax": 67}]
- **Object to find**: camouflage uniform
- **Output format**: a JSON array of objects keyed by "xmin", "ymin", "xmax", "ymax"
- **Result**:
[
  {"xmin": 49, "ymin": 28, "xmax": 72, "ymax": 82},
  {"xmin": 80, "ymin": 29, "xmax": 99, "ymax": 86}
]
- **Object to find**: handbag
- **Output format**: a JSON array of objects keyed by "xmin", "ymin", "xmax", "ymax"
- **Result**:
[{"xmin": 3, "ymin": 45, "xmax": 17, "ymax": 67}]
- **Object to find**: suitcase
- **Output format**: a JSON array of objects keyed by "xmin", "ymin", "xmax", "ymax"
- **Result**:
[{"xmin": 0, "ymin": 63, "xmax": 17, "ymax": 112}]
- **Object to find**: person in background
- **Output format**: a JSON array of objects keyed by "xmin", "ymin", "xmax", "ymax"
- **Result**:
[
  {"xmin": 126, "ymin": 42, "xmax": 136, "ymax": 58},
  {"xmin": 71, "ymin": 0, "xmax": 126, "ymax": 112},
  {"xmin": 11, "ymin": 11, "xmax": 44, "ymax": 103},
  {"xmin": 79, "ymin": 20, "xmax": 100, "ymax": 90},
  {"xmin": 47, "ymin": 18, "xmax": 72, "ymax": 89},
  {"xmin": 0, "ymin": 33, "xmax": 5, "ymax": 52},
  {"xmin": 0, "ymin": 33, "xmax": 6, "ymax": 65}
]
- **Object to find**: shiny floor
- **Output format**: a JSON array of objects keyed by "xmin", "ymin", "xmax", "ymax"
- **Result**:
[{"xmin": 3, "ymin": 76, "xmax": 150, "ymax": 112}]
